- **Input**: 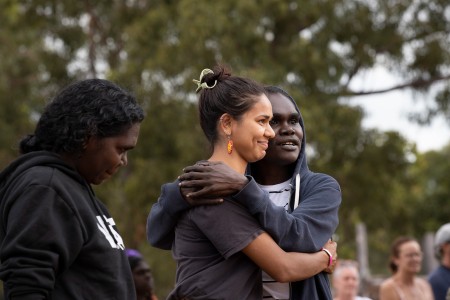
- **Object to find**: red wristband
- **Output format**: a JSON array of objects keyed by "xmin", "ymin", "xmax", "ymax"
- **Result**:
[{"xmin": 321, "ymin": 248, "xmax": 333, "ymax": 267}]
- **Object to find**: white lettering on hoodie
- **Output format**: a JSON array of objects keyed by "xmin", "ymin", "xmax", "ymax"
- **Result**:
[{"xmin": 96, "ymin": 215, "xmax": 125, "ymax": 249}]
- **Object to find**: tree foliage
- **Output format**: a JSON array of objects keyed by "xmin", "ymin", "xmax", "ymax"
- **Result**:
[{"xmin": 1, "ymin": 0, "xmax": 450, "ymax": 297}]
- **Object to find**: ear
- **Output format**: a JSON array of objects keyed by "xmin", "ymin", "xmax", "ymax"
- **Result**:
[
  {"xmin": 82, "ymin": 136, "xmax": 92, "ymax": 150},
  {"xmin": 83, "ymin": 135, "xmax": 99, "ymax": 151},
  {"xmin": 392, "ymin": 256, "xmax": 400, "ymax": 267},
  {"xmin": 219, "ymin": 113, "xmax": 233, "ymax": 136}
]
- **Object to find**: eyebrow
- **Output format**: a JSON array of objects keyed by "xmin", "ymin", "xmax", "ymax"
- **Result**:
[
  {"xmin": 121, "ymin": 144, "xmax": 135, "ymax": 151},
  {"xmin": 259, "ymin": 114, "xmax": 272, "ymax": 119},
  {"xmin": 272, "ymin": 112, "xmax": 300, "ymax": 118}
]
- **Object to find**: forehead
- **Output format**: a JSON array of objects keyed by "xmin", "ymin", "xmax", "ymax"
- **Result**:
[
  {"xmin": 267, "ymin": 93, "xmax": 297, "ymax": 115},
  {"xmin": 134, "ymin": 260, "xmax": 151, "ymax": 271},
  {"xmin": 246, "ymin": 94, "xmax": 272, "ymax": 115},
  {"xmin": 340, "ymin": 267, "xmax": 358, "ymax": 277},
  {"xmin": 103, "ymin": 123, "xmax": 140, "ymax": 145},
  {"xmin": 399, "ymin": 240, "xmax": 420, "ymax": 253}
]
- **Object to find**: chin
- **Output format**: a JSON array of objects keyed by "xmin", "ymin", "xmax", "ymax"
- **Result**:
[
  {"xmin": 90, "ymin": 178, "xmax": 106, "ymax": 185},
  {"xmin": 272, "ymin": 152, "xmax": 298, "ymax": 162},
  {"xmin": 256, "ymin": 152, "xmax": 268, "ymax": 161},
  {"xmin": 247, "ymin": 154, "xmax": 266, "ymax": 163}
]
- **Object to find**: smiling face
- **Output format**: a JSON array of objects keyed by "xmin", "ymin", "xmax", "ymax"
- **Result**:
[
  {"xmin": 230, "ymin": 94, "xmax": 275, "ymax": 164},
  {"xmin": 261, "ymin": 92, "xmax": 304, "ymax": 167},
  {"xmin": 394, "ymin": 240, "xmax": 423, "ymax": 274},
  {"xmin": 73, "ymin": 123, "xmax": 140, "ymax": 185}
]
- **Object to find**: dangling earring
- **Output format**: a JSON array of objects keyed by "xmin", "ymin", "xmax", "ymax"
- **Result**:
[{"xmin": 227, "ymin": 136, "xmax": 233, "ymax": 155}]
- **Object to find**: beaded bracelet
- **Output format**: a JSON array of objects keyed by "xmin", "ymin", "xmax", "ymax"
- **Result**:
[{"xmin": 321, "ymin": 248, "xmax": 333, "ymax": 267}]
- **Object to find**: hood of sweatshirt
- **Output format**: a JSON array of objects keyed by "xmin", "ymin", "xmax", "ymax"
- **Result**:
[
  {"xmin": 248, "ymin": 87, "xmax": 318, "ymax": 211},
  {"xmin": 0, "ymin": 150, "xmax": 124, "ymax": 248},
  {"xmin": 0, "ymin": 151, "xmax": 85, "ymax": 200}
]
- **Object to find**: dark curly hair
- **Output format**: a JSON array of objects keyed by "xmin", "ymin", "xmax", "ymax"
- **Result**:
[{"xmin": 20, "ymin": 79, "xmax": 145, "ymax": 155}]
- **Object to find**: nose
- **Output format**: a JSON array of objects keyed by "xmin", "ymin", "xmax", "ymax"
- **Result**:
[
  {"xmin": 266, "ymin": 124, "xmax": 275, "ymax": 138},
  {"xmin": 280, "ymin": 123, "xmax": 295, "ymax": 135},
  {"xmin": 120, "ymin": 153, "xmax": 128, "ymax": 166}
]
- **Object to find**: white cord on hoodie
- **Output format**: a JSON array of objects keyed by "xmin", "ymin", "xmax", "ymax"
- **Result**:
[{"xmin": 293, "ymin": 173, "xmax": 300, "ymax": 209}]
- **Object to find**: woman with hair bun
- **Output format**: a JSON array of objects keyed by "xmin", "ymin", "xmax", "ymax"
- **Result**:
[
  {"xmin": 148, "ymin": 81, "xmax": 342, "ymax": 299},
  {"xmin": 154, "ymin": 65, "xmax": 337, "ymax": 300}
]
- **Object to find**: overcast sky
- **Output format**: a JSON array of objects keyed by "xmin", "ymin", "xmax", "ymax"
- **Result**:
[{"xmin": 345, "ymin": 67, "xmax": 450, "ymax": 153}]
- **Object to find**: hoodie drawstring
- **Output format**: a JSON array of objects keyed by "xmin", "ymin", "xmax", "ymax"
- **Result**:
[{"xmin": 293, "ymin": 173, "xmax": 300, "ymax": 209}]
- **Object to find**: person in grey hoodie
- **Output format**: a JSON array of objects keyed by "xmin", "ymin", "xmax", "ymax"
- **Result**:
[
  {"xmin": 0, "ymin": 79, "xmax": 144, "ymax": 299},
  {"xmin": 147, "ymin": 85, "xmax": 341, "ymax": 299}
]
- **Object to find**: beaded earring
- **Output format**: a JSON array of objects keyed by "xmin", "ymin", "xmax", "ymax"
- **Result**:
[{"xmin": 227, "ymin": 136, "xmax": 233, "ymax": 155}]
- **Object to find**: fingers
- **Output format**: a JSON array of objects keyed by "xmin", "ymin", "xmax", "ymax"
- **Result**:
[
  {"xmin": 182, "ymin": 188, "xmax": 206, "ymax": 199},
  {"xmin": 323, "ymin": 241, "xmax": 337, "ymax": 254},
  {"xmin": 322, "ymin": 241, "xmax": 337, "ymax": 271},
  {"xmin": 180, "ymin": 184, "xmax": 210, "ymax": 197},
  {"xmin": 182, "ymin": 165, "xmax": 206, "ymax": 173},
  {"xmin": 178, "ymin": 178, "xmax": 207, "ymax": 188},
  {"xmin": 326, "ymin": 240, "xmax": 338, "ymax": 274},
  {"xmin": 325, "ymin": 253, "xmax": 338, "ymax": 274},
  {"xmin": 182, "ymin": 161, "xmax": 220, "ymax": 173},
  {"xmin": 179, "ymin": 167, "xmax": 214, "ymax": 182},
  {"xmin": 182, "ymin": 187, "xmax": 224, "ymax": 205}
]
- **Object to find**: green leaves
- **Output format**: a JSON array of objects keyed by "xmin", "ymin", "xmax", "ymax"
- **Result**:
[{"xmin": 1, "ymin": 0, "xmax": 450, "ymax": 295}]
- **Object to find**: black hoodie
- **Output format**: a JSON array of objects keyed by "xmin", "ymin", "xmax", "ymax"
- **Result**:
[{"xmin": 0, "ymin": 151, "xmax": 135, "ymax": 299}]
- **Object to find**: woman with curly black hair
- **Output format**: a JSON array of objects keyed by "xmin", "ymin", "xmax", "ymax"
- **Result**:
[{"xmin": 0, "ymin": 79, "xmax": 145, "ymax": 299}]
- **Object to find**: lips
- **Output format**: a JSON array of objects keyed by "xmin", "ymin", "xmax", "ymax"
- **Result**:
[
  {"xmin": 259, "ymin": 141, "xmax": 269, "ymax": 150},
  {"xmin": 277, "ymin": 137, "xmax": 299, "ymax": 145},
  {"xmin": 277, "ymin": 139, "xmax": 300, "ymax": 150}
]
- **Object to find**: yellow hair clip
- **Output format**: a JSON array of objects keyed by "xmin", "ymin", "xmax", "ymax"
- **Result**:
[{"xmin": 193, "ymin": 68, "xmax": 217, "ymax": 93}]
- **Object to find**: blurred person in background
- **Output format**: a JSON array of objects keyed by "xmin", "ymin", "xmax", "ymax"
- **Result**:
[
  {"xmin": 126, "ymin": 249, "xmax": 158, "ymax": 300},
  {"xmin": 332, "ymin": 260, "xmax": 372, "ymax": 300},
  {"xmin": 379, "ymin": 236, "xmax": 434, "ymax": 300},
  {"xmin": 428, "ymin": 223, "xmax": 450, "ymax": 300}
]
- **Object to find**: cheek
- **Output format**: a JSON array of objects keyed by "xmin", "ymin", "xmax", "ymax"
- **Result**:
[
  {"xmin": 259, "ymin": 126, "xmax": 268, "ymax": 136},
  {"xmin": 238, "ymin": 131, "xmax": 255, "ymax": 146},
  {"xmin": 113, "ymin": 155, "xmax": 123, "ymax": 166},
  {"xmin": 104, "ymin": 151, "xmax": 122, "ymax": 166}
]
